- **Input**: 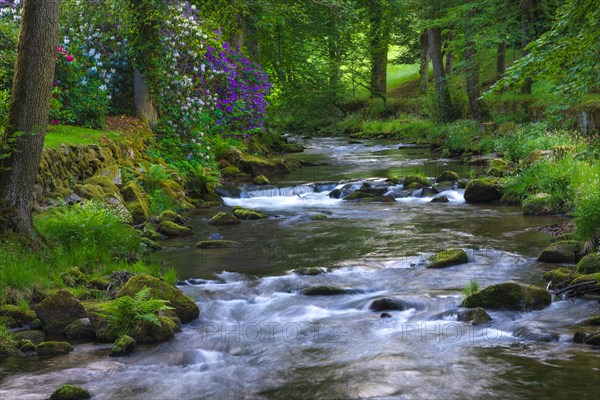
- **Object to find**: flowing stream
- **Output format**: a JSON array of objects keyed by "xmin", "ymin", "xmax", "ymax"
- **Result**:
[{"xmin": 1, "ymin": 137, "xmax": 599, "ymax": 399}]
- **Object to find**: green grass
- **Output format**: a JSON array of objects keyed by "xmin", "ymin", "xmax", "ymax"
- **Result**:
[{"xmin": 44, "ymin": 124, "xmax": 121, "ymax": 149}]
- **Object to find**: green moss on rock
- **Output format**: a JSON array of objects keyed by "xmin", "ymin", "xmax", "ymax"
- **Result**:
[
  {"xmin": 581, "ymin": 316, "xmax": 600, "ymax": 326},
  {"xmin": 427, "ymin": 248, "xmax": 469, "ymax": 268},
  {"xmin": 542, "ymin": 267, "xmax": 575, "ymax": 287},
  {"xmin": 34, "ymin": 290, "xmax": 87, "ymax": 337},
  {"xmin": 538, "ymin": 240, "xmax": 581, "ymax": 264},
  {"xmin": 208, "ymin": 211, "xmax": 241, "ymax": 225},
  {"xmin": 121, "ymin": 181, "xmax": 149, "ymax": 224},
  {"xmin": 157, "ymin": 210, "xmax": 186, "ymax": 224},
  {"xmin": 436, "ymin": 171, "xmax": 459, "ymax": 182},
  {"xmin": 117, "ymin": 275, "xmax": 199, "ymax": 323},
  {"xmin": 253, "ymin": 175, "xmax": 271, "ymax": 185},
  {"xmin": 239, "ymin": 155, "xmax": 290, "ymax": 177},
  {"xmin": 311, "ymin": 214, "xmax": 328, "ymax": 220},
  {"xmin": 0, "ymin": 305, "xmax": 36, "ymax": 328},
  {"xmin": 232, "ymin": 207, "xmax": 267, "ymax": 220},
  {"xmin": 486, "ymin": 158, "xmax": 511, "ymax": 177},
  {"xmin": 49, "ymin": 384, "xmax": 91, "ymax": 400},
  {"xmin": 294, "ymin": 267, "xmax": 328, "ymax": 276},
  {"xmin": 523, "ymin": 193, "xmax": 560, "ymax": 216},
  {"xmin": 461, "ymin": 282, "xmax": 551, "ymax": 311},
  {"xmin": 301, "ymin": 286, "xmax": 354, "ymax": 296},
  {"xmin": 35, "ymin": 341, "xmax": 74, "ymax": 356},
  {"xmin": 64, "ymin": 318, "xmax": 95, "ymax": 340},
  {"xmin": 196, "ymin": 240, "xmax": 242, "ymax": 249},
  {"xmin": 157, "ymin": 220, "xmax": 194, "ymax": 237},
  {"xmin": 464, "ymin": 179, "xmax": 501, "ymax": 203},
  {"xmin": 132, "ymin": 316, "xmax": 176, "ymax": 343},
  {"xmin": 109, "ymin": 335, "xmax": 136, "ymax": 357},
  {"xmin": 17, "ymin": 339, "xmax": 36, "ymax": 353},
  {"xmin": 576, "ymin": 253, "xmax": 600, "ymax": 274},
  {"xmin": 457, "ymin": 307, "xmax": 492, "ymax": 325},
  {"xmin": 403, "ymin": 175, "xmax": 430, "ymax": 188}
]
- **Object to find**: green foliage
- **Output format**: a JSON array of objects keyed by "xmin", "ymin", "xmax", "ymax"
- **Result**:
[
  {"xmin": 463, "ymin": 279, "xmax": 479, "ymax": 297},
  {"xmin": 493, "ymin": 123, "xmax": 577, "ymax": 161},
  {"xmin": 34, "ymin": 201, "xmax": 141, "ymax": 258},
  {"xmin": 0, "ymin": 17, "xmax": 17, "ymax": 92},
  {"xmin": 147, "ymin": 189, "xmax": 179, "ymax": 215},
  {"xmin": 144, "ymin": 164, "xmax": 171, "ymax": 194},
  {"xmin": 426, "ymin": 119, "xmax": 491, "ymax": 156},
  {"xmin": 162, "ymin": 268, "xmax": 178, "ymax": 286},
  {"xmin": 99, "ymin": 286, "xmax": 173, "ymax": 337},
  {"xmin": 0, "ymin": 317, "xmax": 13, "ymax": 340},
  {"xmin": 572, "ymin": 162, "xmax": 600, "ymax": 244},
  {"xmin": 0, "ymin": 89, "xmax": 9, "ymax": 130}
]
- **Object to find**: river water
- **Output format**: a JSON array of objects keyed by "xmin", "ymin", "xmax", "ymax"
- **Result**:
[{"xmin": 1, "ymin": 137, "xmax": 598, "ymax": 399}]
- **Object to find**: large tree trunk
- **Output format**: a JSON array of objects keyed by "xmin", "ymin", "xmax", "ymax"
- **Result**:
[
  {"xmin": 368, "ymin": 1, "xmax": 389, "ymax": 99},
  {"xmin": 0, "ymin": 0, "xmax": 61, "ymax": 235},
  {"xmin": 496, "ymin": 42, "xmax": 506, "ymax": 81},
  {"xmin": 520, "ymin": 0, "xmax": 533, "ymax": 94},
  {"xmin": 428, "ymin": 27, "xmax": 453, "ymax": 121},
  {"xmin": 444, "ymin": 32, "xmax": 454, "ymax": 75},
  {"xmin": 244, "ymin": 4, "xmax": 260, "ymax": 63},
  {"xmin": 464, "ymin": 3, "xmax": 484, "ymax": 121},
  {"xmin": 418, "ymin": 30, "xmax": 429, "ymax": 93},
  {"xmin": 134, "ymin": 69, "xmax": 158, "ymax": 126}
]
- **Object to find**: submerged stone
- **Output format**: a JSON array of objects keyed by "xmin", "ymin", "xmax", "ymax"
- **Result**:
[
  {"xmin": 369, "ymin": 298, "xmax": 407, "ymax": 312},
  {"xmin": 49, "ymin": 384, "xmax": 91, "ymax": 400},
  {"xmin": 208, "ymin": 211, "xmax": 242, "ymax": 225},
  {"xmin": 157, "ymin": 220, "xmax": 194, "ymax": 237},
  {"xmin": 426, "ymin": 248, "xmax": 469, "ymax": 268},
  {"xmin": 464, "ymin": 179, "xmax": 501, "ymax": 203},
  {"xmin": 461, "ymin": 282, "xmax": 551, "ymax": 311},
  {"xmin": 232, "ymin": 207, "xmax": 267, "ymax": 220},
  {"xmin": 35, "ymin": 341, "xmax": 74, "ymax": 356},
  {"xmin": 301, "ymin": 286, "xmax": 353, "ymax": 296},
  {"xmin": 196, "ymin": 240, "xmax": 242, "ymax": 249},
  {"xmin": 457, "ymin": 307, "xmax": 492, "ymax": 325}
]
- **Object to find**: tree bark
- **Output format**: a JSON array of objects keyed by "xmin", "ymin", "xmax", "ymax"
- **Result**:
[
  {"xmin": 520, "ymin": 0, "xmax": 533, "ymax": 94},
  {"xmin": 0, "ymin": 0, "xmax": 61, "ymax": 235},
  {"xmin": 496, "ymin": 42, "xmax": 506, "ymax": 81},
  {"xmin": 244, "ymin": 4, "xmax": 260, "ymax": 63},
  {"xmin": 464, "ymin": 3, "xmax": 484, "ymax": 121},
  {"xmin": 134, "ymin": 69, "xmax": 158, "ymax": 126},
  {"xmin": 444, "ymin": 32, "xmax": 454, "ymax": 75},
  {"xmin": 368, "ymin": 0, "xmax": 389, "ymax": 99},
  {"xmin": 428, "ymin": 27, "xmax": 453, "ymax": 121},
  {"xmin": 418, "ymin": 30, "xmax": 429, "ymax": 93}
]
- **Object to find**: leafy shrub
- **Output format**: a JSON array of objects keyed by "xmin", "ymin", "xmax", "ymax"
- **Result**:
[
  {"xmin": 147, "ymin": 189, "xmax": 179, "ymax": 215},
  {"xmin": 572, "ymin": 163, "xmax": 600, "ymax": 245},
  {"xmin": 493, "ymin": 123, "xmax": 576, "ymax": 161},
  {"xmin": 99, "ymin": 286, "xmax": 173, "ymax": 337},
  {"xmin": 35, "ymin": 201, "xmax": 141, "ymax": 257},
  {"xmin": 144, "ymin": 164, "xmax": 171, "ymax": 194},
  {"xmin": 0, "ymin": 16, "xmax": 17, "ymax": 92},
  {"xmin": 0, "ymin": 88, "xmax": 9, "ymax": 129}
]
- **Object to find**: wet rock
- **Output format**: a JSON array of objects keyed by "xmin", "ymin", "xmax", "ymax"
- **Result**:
[
  {"xmin": 141, "ymin": 223, "xmax": 163, "ymax": 241},
  {"xmin": 109, "ymin": 335, "xmax": 136, "ymax": 357},
  {"xmin": 457, "ymin": 307, "xmax": 492, "ymax": 325},
  {"xmin": 65, "ymin": 193, "xmax": 81, "ymax": 205},
  {"xmin": 311, "ymin": 214, "xmax": 328, "ymax": 220},
  {"xmin": 581, "ymin": 316, "xmax": 600, "ymax": 326},
  {"xmin": 387, "ymin": 189, "xmax": 413, "ymax": 198},
  {"xmin": 121, "ymin": 181, "xmax": 149, "ymax": 224},
  {"xmin": 538, "ymin": 240, "xmax": 581, "ymax": 264},
  {"xmin": 461, "ymin": 282, "xmax": 551, "ymax": 311},
  {"xmin": 585, "ymin": 333, "xmax": 600, "ymax": 346},
  {"xmin": 542, "ymin": 267, "xmax": 575, "ymax": 288},
  {"xmin": 208, "ymin": 233, "xmax": 224, "ymax": 240},
  {"xmin": 380, "ymin": 312, "xmax": 392, "ymax": 319},
  {"xmin": 419, "ymin": 187, "xmax": 438, "ymax": 198},
  {"xmin": 117, "ymin": 275, "xmax": 199, "ymax": 323},
  {"xmin": 157, "ymin": 221, "xmax": 194, "ymax": 237},
  {"xmin": 132, "ymin": 316, "xmax": 176, "ymax": 344},
  {"xmin": 436, "ymin": 171, "xmax": 459, "ymax": 182},
  {"xmin": 403, "ymin": 175, "xmax": 430, "ymax": 188},
  {"xmin": 35, "ymin": 341, "xmax": 74, "ymax": 356},
  {"xmin": 232, "ymin": 206, "xmax": 267, "ymax": 220},
  {"xmin": 369, "ymin": 298, "xmax": 407, "ymax": 311},
  {"xmin": 208, "ymin": 211, "xmax": 241, "ymax": 225},
  {"xmin": 157, "ymin": 210, "xmax": 186, "ymax": 225},
  {"xmin": 344, "ymin": 191, "xmax": 395, "ymax": 202},
  {"xmin": 432, "ymin": 182, "xmax": 454, "ymax": 193},
  {"xmin": 576, "ymin": 253, "xmax": 600, "ymax": 274},
  {"xmin": 294, "ymin": 267, "xmax": 328, "ymax": 276},
  {"xmin": 514, "ymin": 324, "xmax": 559, "ymax": 342},
  {"xmin": 141, "ymin": 238, "xmax": 162, "ymax": 250},
  {"xmin": 457, "ymin": 178, "xmax": 469, "ymax": 189},
  {"xmin": 301, "ymin": 286, "xmax": 353, "ymax": 296},
  {"xmin": 0, "ymin": 305, "xmax": 36, "ymax": 328},
  {"xmin": 13, "ymin": 329, "xmax": 45, "ymax": 344},
  {"xmin": 34, "ymin": 290, "xmax": 87, "ymax": 337},
  {"xmin": 464, "ymin": 179, "xmax": 501, "ymax": 203},
  {"xmin": 431, "ymin": 196, "xmax": 449, "ymax": 203},
  {"xmin": 17, "ymin": 339, "xmax": 36, "ymax": 353},
  {"xmin": 523, "ymin": 193, "xmax": 559, "ymax": 216},
  {"xmin": 426, "ymin": 248, "xmax": 469, "ymax": 268},
  {"xmin": 238, "ymin": 154, "xmax": 290, "ymax": 177},
  {"xmin": 64, "ymin": 318, "xmax": 95, "ymax": 340},
  {"xmin": 196, "ymin": 240, "xmax": 242, "ymax": 249},
  {"xmin": 49, "ymin": 384, "xmax": 91, "ymax": 400},
  {"xmin": 253, "ymin": 175, "xmax": 271, "ymax": 185}
]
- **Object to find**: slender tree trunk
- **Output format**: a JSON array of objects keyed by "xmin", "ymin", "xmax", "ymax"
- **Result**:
[
  {"xmin": 0, "ymin": 0, "xmax": 61, "ymax": 235},
  {"xmin": 520, "ymin": 0, "xmax": 533, "ymax": 94},
  {"xmin": 464, "ymin": 3, "xmax": 484, "ymax": 121},
  {"xmin": 244, "ymin": 4, "xmax": 260, "ymax": 63},
  {"xmin": 418, "ymin": 30, "xmax": 429, "ymax": 93},
  {"xmin": 444, "ymin": 32, "xmax": 454, "ymax": 75},
  {"xmin": 134, "ymin": 69, "xmax": 158, "ymax": 126},
  {"xmin": 428, "ymin": 27, "xmax": 453, "ymax": 121},
  {"xmin": 368, "ymin": 1, "xmax": 389, "ymax": 99},
  {"xmin": 496, "ymin": 42, "xmax": 506, "ymax": 81}
]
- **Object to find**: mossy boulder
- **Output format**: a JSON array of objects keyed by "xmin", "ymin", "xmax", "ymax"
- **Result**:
[
  {"xmin": 141, "ymin": 238, "xmax": 162, "ymax": 250},
  {"xmin": 403, "ymin": 175, "xmax": 430, "ymax": 188},
  {"xmin": 538, "ymin": 240, "xmax": 581, "ymax": 264},
  {"xmin": 157, "ymin": 220, "xmax": 194, "ymax": 237},
  {"xmin": 0, "ymin": 337, "xmax": 18, "ymax": 357},
  {"xmin": 570, "ymin": 272, "xmax": 600, "ymax": 286},
  {"xmin": 581, "ymin": 316, "xmax": 600, "ymax": 326},
  {"xmin": 132, "ymin": 316, "xmax": 176, "ymax": 343},
  {"xmin": 426, "ymin": 248, "xmax": 469, "ymax": 268},
  {"xmin": 301, "ymin": 286, "xmax": 354, "ymax": 296},
  {"xmin": 34, "ymin": 290, "xmax": 87, "ymax": 337},
  {"xmin": 461, "ymin": 282, "xmax": 551, "ymax": 311},
  {"xmin": 464, "ymin": 179, "xmax": 501, "ymax": 203},
  {"xmin": 221, "ymin": 165, "xmax": 242, "ymax": 176},
  {"xmin": 311, "ymin": 214, "xmax": 328, "ymax": 220},
  {"xmin": 0, "ymin": 304, "xmax": 36, "ymax": 328},
  {"xmin": 253, "ymin": 175, "xmax": 271, "ymax": 185},
  {"xmin": 196, "ymin": 240, "xmax": 242, "ymax": 249},
  {"xmin": 369, "ymin": 298, "xmax": 407, "ymax": 312},
  {"xmin": 35, "ymin": 341, "xmax": 74, "ymax": 356},
  {"xmin": 232, "ymin": 207, "xmax": 267, "ymax": 220},
  {"xmin": 141, "ymin": 223, "xmax": 163, "ymax": 240},
  {"xmin": 86, "ymin": 276, "xmax": 111, "ymax": 291},
  {"xmin": 121, "ymin": 181, "xmax": 149, "ymax": 224},
  {"xmin": 157, "ymin": 210, "xmax": 186, "ymax": 225},
  {"xmin": 208, "ymin": 211, "xmax": 241, "ymax": 225},
  {"xmin": 117, "ymin": 275, "xmax": 199, "ymax": 323},
  {"xmin": 64, "ymin": 318, "xmax": 95, "ymax": 340},
  {"xmin": 542, "ymin": 267, "xmax": 575, "ymax": 287},
  {"xmin": 109, "ymin": 335, "xmax": 136, "ymax": 357},
  {"xmin": 49, "ymin": 385, "xmax": 91, "ymax": 400},
  {"xmin": 239, "ymin": 155, "xmax": 290, "ymax": 177},
  {"xmin": 522, "ymin": 193, "xmax": 560, "ymax": 216},
  {"xmin": 576, "ymin": 253, "xmax": 600, "ymax": 274},
  {"xmin": 486, "ymin": 158, "xmax": 511, "ymax": 177},
  {"xmin": 17, "ymin": 339, "xmax": 36, "ymax": 353},
  {"xmin": 436, "ymin": 171, "xmax": 459, "ymax": 182},
  {"xmin": 60, "ymin": 267, "xmax": 87, "ymax": 288},
  {"xmin": 79, "ymin": 174, "xmax": 125, "ymax": 206},
  {"xmin": 457, "ymin": 307, "xmax": 492, "ymax": 325},
  {"xmin": 13, "ymin": 329, "xmax": 45, "ymax": 343},
  {"xmin": 344, "ymin": 191, "xmax": 375, "ymax": 200}
]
